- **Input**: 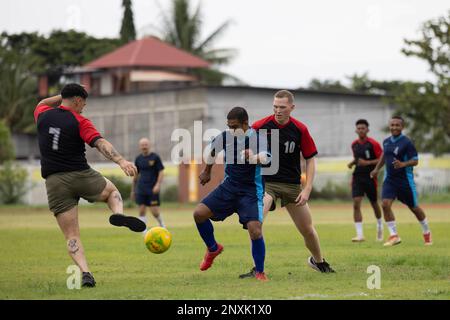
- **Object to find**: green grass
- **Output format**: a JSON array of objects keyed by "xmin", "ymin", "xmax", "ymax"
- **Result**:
[{"xmin": 0, "ymin": 202, "xmax": 449, "ymax": 300}]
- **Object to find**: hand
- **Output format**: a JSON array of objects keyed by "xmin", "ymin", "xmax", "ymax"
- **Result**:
[
  {"xmin": 118, "ymin": 159, "xmax": 138, "ymax": 176},
  {"xmin": 392, "ymin": 159, "xmax": 405, "ymax": 169},
  {"xmin": 152, "ymin": 184, "xmax": 160, "ymax": 194},
  {"xmin": 295, "ymin": 188, "xmax": 311, "ymax": 206},
  {"xmin": 241, "ymin": 149, "xmax": 255, "ymax": 162},
  {"xmin": 347, "ymin": 162, "xmax": 355, "ymax": 169},
  {"xmin": 357, "ymin": 159, "xmax": 370, "ymax": 167},
  {"xmin": 370, "ymin": 169, "xmax": 378, "ymax": 179},
  {"xmin": 199, "ymin": 170, "xmax": 211, "ymax": 186}
]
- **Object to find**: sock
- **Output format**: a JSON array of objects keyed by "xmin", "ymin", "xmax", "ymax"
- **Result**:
[
  {"xmin": 419, "ymin": 218, "xmax": 430, "ymax": 234},
  {"xmin": 387, "ymin": 221, "xmax": 398, "ymax": 236},
  {"xmin": 196, "ymin": 219, "xmax": 218, "ymax": 252},
  {"xmin": 377, "ymin": 219, "xmax": 383, "ymax": 229},
  {"xmin": 355, "ymin": 222, "xmax": 363, "ymax": 238},
  {"xmin": 139, "ymin": 216, "xmax": 148, "ymax": 232},
  {"xmin": 251, "ymin": 237, "xmax": 266, "ymax": 273},
  {"xmin": 155, "ymin": 214, "xmax": 165, "ymax": 228}
]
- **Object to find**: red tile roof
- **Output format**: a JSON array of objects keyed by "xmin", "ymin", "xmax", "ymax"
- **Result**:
[{"xmin": 85, "ymin": 37, "xmax": 210, "ymax": 69}]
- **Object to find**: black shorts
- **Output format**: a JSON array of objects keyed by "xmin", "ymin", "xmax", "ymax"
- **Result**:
[
  {"xmin": 352, "ymin": 175, "xmax": 378, "ymax": 202},
  {"xmin": 136, "ymin": 193, "xmax": 161, "ymax": 207}
]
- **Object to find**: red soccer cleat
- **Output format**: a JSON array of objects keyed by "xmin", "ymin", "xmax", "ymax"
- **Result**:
[
  {"xmin": 200, "ymin": 244, "xmax": 224, "ymax": 271},
  {"xmin": 255, "ymin": 272, "xmax": 269, "ymax": 282},
  {"xmin": 423, "ymin": 232, "xmax": 433, "ymax": 246}
]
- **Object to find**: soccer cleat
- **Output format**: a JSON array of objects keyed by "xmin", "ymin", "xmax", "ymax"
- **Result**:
[
  {"xmin": 109, "ymin": 214, "xmax": 146, "ymax": 232},
  {"xmin": 423, "ymin": 232, "xmax": 433, "ymax": 246},
  {"xmin": 239, "ymin": 267, "xmax": 256, "ymax": 279},
  {"xmin": 81, "ymin": 272, "xmax": 96, "ymax": 288},
  {"xmin": 376, "ymin": 228, "xmax": 384, "ymax": 242},
  {"xmin": 383, "ymin": 235, "xmax": 401, "ymax": 247},
  {"xmin": 351, "ymin": 236, "xmax": 365, "ymax": 242},
  {"xmin": 200, "ymin": 244, "xmax": 224, "ymax": 271},
  {"xmin": 255, "ymin": 272, "xmax": 268, "ymax": 281},
  {"xmin": 307, "ymin": 256, "xmax": 336, "ymax": 273}
]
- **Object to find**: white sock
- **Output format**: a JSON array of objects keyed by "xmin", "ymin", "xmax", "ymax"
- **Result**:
[
  {"xmin": 387, "ymin": 221, "xmax": 398, "ymax": 236},
  {"xmin": 155, "ymin": 215, "xmax": 165, "ymax": 228},
  {"xmin": 419, "ymin": 218, "xmax": 430, "ymax": 234},
  {"xmin": 355, "ymin": 222, "xmax": 363, "ymax": 238},
  {"xmin": 377, "ymin": 219, "xmax": 383, "ymax": 230},
  {"xmin": 139, "ymin": 216, "xmax": 148, "ymax": 232}
]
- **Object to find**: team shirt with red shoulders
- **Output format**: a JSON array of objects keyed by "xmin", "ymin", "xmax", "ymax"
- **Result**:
[
  {"xmin": 351, "ymin": 137, "xmax": 382, "ymax": 176},
  {"xmin": 34, "ymin": 104, "xmax": 102, "ymax": 179},
  {"xmin": 252, "ymin": 115, "xmax": 318, "ymax": 184}
]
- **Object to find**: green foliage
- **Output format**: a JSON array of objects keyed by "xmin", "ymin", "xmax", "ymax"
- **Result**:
[
  {"xmin": 120, "ymin": 0, "xmax": 137, "ymax": 44},
  {"xmin": 310, "ymin": 180, "xmax": 352, "ymax": 200},
  {"xmin": 104, "ymin": 175, "xmax": 132, "ymax": 201},
  {"xmin": 307, "ymin": 78, "xmax": 350, "ymax": 92},
  {"xmin": 161, "ymin": 184, "xmax": 179, "ymax": 202},
  {"xmin": 158, "ymin": 0, "xmax": 240, "ymax": 85},
  {"xmin": 0, "ymin": 162, "xmax": 28, "ymax": 204},
  {"xmin": 0, "ymin": 121, "xmax": 15, "ymax": 163}
]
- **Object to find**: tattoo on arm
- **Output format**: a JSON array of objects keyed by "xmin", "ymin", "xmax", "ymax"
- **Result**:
[
  {"xmin": 68, "ymin": 239, "xmax": 80, "ymax": 254},
  {"xmin": 95, "ymin": 139, "xmax": 124, "ymax": 163}
]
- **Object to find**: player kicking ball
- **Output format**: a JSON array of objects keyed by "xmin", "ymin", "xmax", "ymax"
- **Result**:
[
  {"xmin": 35, "ymin": 84, "xmax": 146, "ymax": 288},
  {"xmin": 370, "ymin": 116, "xmax": 432, "ymax": 246},
  {"xmin": 193, "ymin": 107, "xmax": 270, "ymax": 281},
  {"xmin": 240, "ymin": 90, "xmax": 335, "ymax": 279}
]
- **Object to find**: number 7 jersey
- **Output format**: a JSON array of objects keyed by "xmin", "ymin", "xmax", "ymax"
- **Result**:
[
  {"xmin": 34, "ymin": 104, "xmax": 102, "ymax": 179},
  {"xmin": 252, "ymin": 115, "xmax": 318, "ymax": 184}
]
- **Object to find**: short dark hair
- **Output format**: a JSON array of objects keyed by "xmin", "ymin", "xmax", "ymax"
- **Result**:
[
  {"xmin": 355, "ymin": 119, "xmax": 369, "ymax": 127},
  {"xmin": 61, "ymin": 83, "xmax": 88, "ymax": 99},
  {"xmin": 391, "ymin": 115, "xmax": 404, "ymax": 124},
  {"xmin": 227, "ymin": 107, "xmax": 248, "ymax": 124}
]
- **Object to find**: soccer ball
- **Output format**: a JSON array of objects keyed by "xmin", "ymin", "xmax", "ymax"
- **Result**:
[{"xmin": 144, "ymin": 227, "xmax": 172, "ymax": 254}]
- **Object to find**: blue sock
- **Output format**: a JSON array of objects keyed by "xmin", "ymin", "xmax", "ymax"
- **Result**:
[
  {"xmin": 196, "ymin": 219, "xmax": 218, "ymax": 252},
  {"xmin": 251, "ymin": 237, "xmax": 265, "ymax": 273}
]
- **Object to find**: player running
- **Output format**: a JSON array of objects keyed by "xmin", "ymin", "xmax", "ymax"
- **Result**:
[
  {"xmin": 347, "ymin": 119, "xmax": 383, "ymax": 242},
  {"xmin": 240, "ymin": 90, "xmax": 335, "ymax": 278},
  {"xmin": 193, "ymin": 107, "xmax": 270, "ymax": 281},
  {"xmin": 35, "ymin": 84, "xmax": 146, "ymax": 288},
  {"xmin": 131, "ymin": 138, "xmax": 166, "ymax": 232},
  {"xmin": 370, "ymin": 116, "xmax": 432, "ymax": 246}
]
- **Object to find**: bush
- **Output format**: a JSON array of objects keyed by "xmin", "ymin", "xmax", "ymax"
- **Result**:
[
  {"xmin": 310, "ymin": 180, "xmax": 351, "ymax": 200},
  {"xmin": 0, "ymin": 162, "xmax": 28, "ymax": 204},
  {"xmin": 104, "ymin": 175, "xmax": 132, "ymax": 201},
  {"xmin": 161, "ymin": 185, "xmax": 179, "ymax": 202},
  {"xmin": 0, "ymin": 120, "xmax": 15, "ymax": 163}
]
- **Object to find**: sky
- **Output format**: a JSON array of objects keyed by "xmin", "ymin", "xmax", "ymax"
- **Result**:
[{"xmin": 1, "ymin": 0, "xmax": 448, "ymax": 88}]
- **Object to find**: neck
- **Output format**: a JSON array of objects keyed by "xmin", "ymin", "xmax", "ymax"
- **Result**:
[
  {"xmin": 274, "ymin": 116, "xmax": 289, "ymax": 125},
  {"xmin": 358, "ymin": 136, "xmax": 367, "ymax": 141}
]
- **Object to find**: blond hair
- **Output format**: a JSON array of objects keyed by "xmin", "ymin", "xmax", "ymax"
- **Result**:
[{"xmin": 274, "ymin": 90, "xmax": 294, "ymax": 104}]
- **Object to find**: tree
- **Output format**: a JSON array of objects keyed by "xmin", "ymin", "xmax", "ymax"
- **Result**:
[
  {"xmin": 307, "ymin": 78, "xmax": 350, "ymax": 92},
  {"xmin": 120, "ymin": 0, "xmax": 137, "ymax": 44},
  {"xmin": 158, "ymin": 0, "xmax": 239, "ymax": 85},
  {"xmin": 395, "ymin": 11, "xmax": 450, "ymax": 155},
  {"xmin": 0, "ymin": 120, "xmax": 15, "ymax": 163}
]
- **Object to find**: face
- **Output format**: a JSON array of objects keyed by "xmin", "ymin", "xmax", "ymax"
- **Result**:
[
  {"xmin": 273, "ymin": 97, "xmax": 294, "ymax": 124},
  {"xmin": 389, "ymin": 118, "xmax": 404, "ymax": 136},
  {"xmin": 227, "ymin": 119, "xmax": 247, "ymax": 136},
  {"xmin": 355, "ymin": 124, "xmax": 369, "ymax": 139},
  {"xmin": 139, "ymin": 139, "xmax": 151, "ymax": 154}
]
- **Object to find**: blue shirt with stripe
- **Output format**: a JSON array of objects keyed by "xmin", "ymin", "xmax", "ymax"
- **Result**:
[{"xmin": 383, "ymin": 134, "xmax": 418, "ymax": 180}]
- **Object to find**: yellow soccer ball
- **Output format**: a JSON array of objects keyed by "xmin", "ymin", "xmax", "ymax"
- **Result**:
[{"xmin": 144, "ymin": 227, "xmax": 172, "ymax": 254}]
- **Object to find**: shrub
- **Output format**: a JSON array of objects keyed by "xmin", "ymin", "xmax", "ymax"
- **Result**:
[
  {"xmin": 310, "ymin": 180, "xmax": 352, "ymax": 200},
  {"xmin": 161, "ymin": 185, "xmax": 179, "ymax": 202},
  {"xmin": 0, "ymin": 120, "xmax": 15, "ymax": 163},
  {"xmin": 0, "ymin": 162, "xmax": 28, "ymax": 204}
]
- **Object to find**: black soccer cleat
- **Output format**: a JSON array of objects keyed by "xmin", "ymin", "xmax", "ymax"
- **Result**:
[
  {"xmin": 109, "ymin": 213, "xmax": 146, "ymax": 232},
  {"xmin": 307, "ymin": 256, "xmax": 336, "ymax": 273},
  {"xmin": 82, "ymin": 272, "xmax": 96, "ymax": 288},
  {"xmin": 239, "ymin": 267, "xmax": 256, "ymax": 279}
]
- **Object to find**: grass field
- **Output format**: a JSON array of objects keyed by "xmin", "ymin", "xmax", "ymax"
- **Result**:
[{"xmin": 0, "ymin": 202, "xmax": 449, "ymax": 300}]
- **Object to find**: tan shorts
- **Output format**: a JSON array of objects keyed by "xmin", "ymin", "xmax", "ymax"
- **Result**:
[
  {"xmin": 265, "ymin": 182, "xmax": 302, "ymax": 210},
  {"xmin": 45, "ymin": 168, "xmax": 107, "ymax": 216}
]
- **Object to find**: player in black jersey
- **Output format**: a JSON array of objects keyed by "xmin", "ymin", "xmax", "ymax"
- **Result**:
[
  {"xmin": 240, "ymin": 90, "xmax": 335, "ymax": 278},
  {"xmin": 35, "ymin": 84, "xmax": 145, "ymax": 287},
  {"xmin": 347, "ymin": 119, "xmax": 383, "ymax": 242}
]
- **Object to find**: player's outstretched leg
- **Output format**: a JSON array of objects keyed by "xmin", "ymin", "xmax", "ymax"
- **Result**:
[
  {"xmin": 247, "ymin": 221, "xmax": 268, "ymax": 281},
  {"xmin": 194, "ymin": 204, "xmax": 223, "ymax": 271},
  {"xmin": 409, "ymin": 206, "xmax": 432, "ymax": 245},
  {"xmin": 56, "ymin": 206, "xmax": 96, "ymax": 287},
  {"xmin": 286, "ymin": 203, "xmax": 335, "ymax": 273},
  {"xmin": 98, "ymin": 178, "xmax": 146, "ymax": 232},
  {"xmin": 382, "ymin": 199, "xmax": 401, "ymax": 246}
]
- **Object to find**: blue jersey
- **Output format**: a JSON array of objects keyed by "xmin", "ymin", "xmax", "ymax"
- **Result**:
[
  {"xmin": 383, "ymin": 134, "xmax": 418, "ymax": 180},
  {"xmin": 210, "ymin": 128, "xmax": 269, "ymax": 188},
  {"xmin": 134, "ymin": 153, "xmax": 164, "ymax": 194}
]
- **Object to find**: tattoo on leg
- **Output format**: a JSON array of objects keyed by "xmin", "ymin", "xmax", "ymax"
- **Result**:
[
  {"xmin": 68, "ymin": 239, "xmax": 80, "ymax": 254},
  {"xmin": 113, "ymin": 192, "xmax": 123, "ymax": 203}
]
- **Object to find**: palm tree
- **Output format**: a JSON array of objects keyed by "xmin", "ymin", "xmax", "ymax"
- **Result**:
[{"xmin": 157, "ymin": 0, "xmax": 242, "ymax": 85}]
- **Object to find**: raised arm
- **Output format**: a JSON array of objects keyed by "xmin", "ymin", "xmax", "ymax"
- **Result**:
[
  {"xmin": 94, "ymin": 138, "xmax": 137, "ymax": 176},
  {"xmin": 37, "ymin": 94, "xmax": 62, "ymax": 108}
]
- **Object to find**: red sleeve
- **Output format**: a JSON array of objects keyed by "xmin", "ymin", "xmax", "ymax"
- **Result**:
[
  {"xmin": 72, "ymin": 113, "xmax": 102, "ymax": 147},
  {"xmin": 251, "ymin": 115, "xmax": 274, "ymax": 130},
  {"xmin": 34, "ymin": 104, "xmax": 53, "ymax": 122},
  {"xmin": 369, "ymin": 138, "xmax": 382, "ymax": 158},
  {"xmin": 291, "ymin": 118, "xmax": 318, "ymax": 159}
]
